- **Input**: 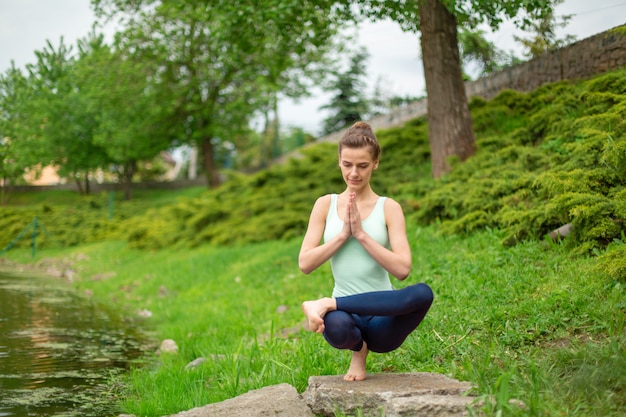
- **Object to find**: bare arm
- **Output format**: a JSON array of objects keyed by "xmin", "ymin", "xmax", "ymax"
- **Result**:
[
  {"xmin": 298, "ymin": 195, "xmax": 350, "ymax": 274},
  {"xmin": 350, "ymin": 198, "xmax": 412, "ymax": 280}
]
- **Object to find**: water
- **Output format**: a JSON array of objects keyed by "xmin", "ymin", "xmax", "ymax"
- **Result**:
[{"xmin": 0, "ymin": 272, "xmax": 150, "ymax": 417}]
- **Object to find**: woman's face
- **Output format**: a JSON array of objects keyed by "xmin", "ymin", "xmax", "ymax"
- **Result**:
[{"xmin": 339, "ymin": 146, "xmax": 378, "ymax": 191}]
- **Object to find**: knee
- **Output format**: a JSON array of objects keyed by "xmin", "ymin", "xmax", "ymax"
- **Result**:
[
  {"xmin": 414, "ymin": 283, "xmax": 434, "ymax": 306},
  {"xmin": 402, "ymin": 283, "xmax": 434, "ymax": 310},
  {"xmin": 323, "ymin": 312, "xmax": 358, "ymax": 349}
]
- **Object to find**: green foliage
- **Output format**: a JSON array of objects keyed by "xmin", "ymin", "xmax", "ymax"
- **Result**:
[
  {"xmin": 3, "ymin": 68, "xmax": 625, "ymax": 277},
  {"xmin": 0, "ymin": 188, "xmax": 206, "ymax": 250},
  {"xmin": 458, "ymin": 27, "xmax": 511, "ymax": 77},
  {"xmin": 92, "ymin": 0, "xmax": 342, "ymax": 187},
  {"xmin": 512, "ymin": 0, "xmax": 577, "ymax": 59},
  {"xmin": 595, "ymin": 235, "xmax": 626, "ymax": 281},
  {"xmin": 319, "ymin": 47, "xmax": 372, "ymax": 134},
  {"xmin": 416, "ymin": 68, "xmax": 626, "ymax": 259}
]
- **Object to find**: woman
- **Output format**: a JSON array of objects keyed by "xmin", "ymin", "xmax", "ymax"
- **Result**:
[{"xmin": 299, "ymin": 121, "xmax": 434, "ymax": 381}]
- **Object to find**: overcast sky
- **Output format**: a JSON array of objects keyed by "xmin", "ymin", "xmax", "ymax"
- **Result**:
[{"xmin": 1, "ymin": 0, "xmax": 625, "ymax": 134}]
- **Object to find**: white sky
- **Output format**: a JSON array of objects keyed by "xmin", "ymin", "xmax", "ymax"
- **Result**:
[{"xmin": 1, "ymin": 0, "xmax": 625, "ymax": 135}]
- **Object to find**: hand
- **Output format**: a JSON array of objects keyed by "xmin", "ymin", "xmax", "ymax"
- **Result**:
[
  {"xmin": 340, "ymin": 195, "xmax": 352, "ymax": 239},
  {"xmin": 347, "ymin": 193, "xmax": 364, "ymax": 238}
]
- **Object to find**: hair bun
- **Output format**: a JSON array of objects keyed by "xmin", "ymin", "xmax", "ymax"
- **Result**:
[
  {"xmin": 351, "ymin": 121, "xmax": 372, "ymax": 131},
  {"xmin": 338, "ymin": 120, "xmax": 381, "ymax": 160}
]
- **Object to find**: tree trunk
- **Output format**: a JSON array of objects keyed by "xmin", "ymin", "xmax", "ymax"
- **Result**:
[
  {"xmin": 84, "ymin": 173, "xmax": 90, "ymax": 195},
  {"xmin": 1, "ymin": 177, "xmax": 11, "ymax": 205},
  {"xmin": 200, "ymin": 136, "xmax": 221, "ymax": 188},
  {"xmin": 122, "ymin": 161, "xmax": 136, "ymax": 201},
  {"xmin": 419, "ymin": 0, "xmax": 475, "ymax": 179},
  {"xmin": 75, "ymin": 177, "xmax": 84, "ymax": 195},
  {"xmin": 271, "ymin": 94, "xmax": 280, "ymax": 158},
  {"xmin": 0, "ymin": 176, "xmax": 5, "ymax": 206}
]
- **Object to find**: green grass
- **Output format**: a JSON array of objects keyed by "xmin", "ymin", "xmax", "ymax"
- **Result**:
[{"xmin": 2, "ymin": 224, "xmax": 624, "ymax": 416}]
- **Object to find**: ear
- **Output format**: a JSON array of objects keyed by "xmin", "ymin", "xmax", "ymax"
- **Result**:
[{"xmin": 373, "ymin": 160, "xmax": 379, "ymax": 170}]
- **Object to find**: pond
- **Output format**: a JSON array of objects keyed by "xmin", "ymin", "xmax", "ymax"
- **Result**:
[{"xmin": 0, "ymin": 272, "xmax": 150, "ymax": 417}]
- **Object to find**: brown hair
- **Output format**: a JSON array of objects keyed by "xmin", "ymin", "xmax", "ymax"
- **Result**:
[{"xmin": 338, "ymin": 121, "xmax": 381, "ymax": 161}]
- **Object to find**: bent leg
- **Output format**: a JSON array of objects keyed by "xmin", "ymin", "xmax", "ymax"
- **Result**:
[
  {"xmin": 336, "ymin": 283, "xmax": 434, "ymax": 317},
  {"xmin": 336, "ymin": 283, "xmax": 434, "ymax": 354},
  {"xmin": 322, "ymin": 310, "xmax": 364, "ymax": 351},
  {"xmin": 365, "ymin": 311, "xmax": 429, "ymax": 353}
]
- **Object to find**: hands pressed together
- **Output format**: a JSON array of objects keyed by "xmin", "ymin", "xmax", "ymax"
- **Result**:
[{"xmin": 342, "ymin": 192, "xmax": 365, "ymax": 240}]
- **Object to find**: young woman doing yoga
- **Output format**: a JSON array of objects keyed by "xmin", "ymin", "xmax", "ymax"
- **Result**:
[{"xmin": 299, "ymin": 121, "xmax": 434, "ymax": 381}]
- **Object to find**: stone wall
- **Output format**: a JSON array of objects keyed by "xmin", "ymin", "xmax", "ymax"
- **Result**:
[
  {"xmin": 466, "ymin": 24, "xmax": 626, "ymax": 100},
  {"xmin": 320, "ymin": 24, "xmax": 626, "ymax": 142}
]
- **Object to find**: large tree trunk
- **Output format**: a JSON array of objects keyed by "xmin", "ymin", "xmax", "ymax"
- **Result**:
[
  {"xmin": 419, "ymin": 0, "xmax": 475, "ymax": 179},
  {"xmin": 200, "ymin": 136, "xmax": 221, "ymax": 188}
]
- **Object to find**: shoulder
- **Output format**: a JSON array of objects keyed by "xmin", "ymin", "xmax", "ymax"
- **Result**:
[
  {"xmin": 382, "ymin": 197, "xmax": 402, "ymax": 211},
  {"xmin": 311, "ymin": 194, "xmax": 332, "ymax": 215},
  {"xmin": 315, "ymin": 194, "xmax": 333, "ymax": 206},
  {"xmin": 382, "ymin": 197, "xmax": 405, "ymax": 218}
]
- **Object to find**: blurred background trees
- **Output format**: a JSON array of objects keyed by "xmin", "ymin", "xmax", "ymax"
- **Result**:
[{"xmin": 0, "ymin": 0, "xmax": 579, "ymax": 200}]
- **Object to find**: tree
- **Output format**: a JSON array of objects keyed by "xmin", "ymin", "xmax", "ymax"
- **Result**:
[
  {"xmin": 26, "ymin": 38, "xmax": 110, "ymax": 195},
  {"xmin": 332, "ymin": 0, "xmax": 558, "ymax": 178},
  {"xmin": 319, "ymin": 47, "xmax": 371, "ymax": 135},
  {"xmin": 458, "ymin": 28, "xmax": 509, "ymax": 78},
  {"xmin": 418, "ymin": 0, "xmax": 475, "ymax": 177},
  {"xmin": 513, "ymin": 0, "xmax": 576, "ymax": 59},
  {"xmin": 92, "ymin": 0, "xmax": 340, "ymax": 188},
  {"xmin": 0, "ymin": 63, "xmax": 48, "ymax": 198},
  {"xmin": 76, "ymin": 38, "xmax": 172, "ymax": 200}
]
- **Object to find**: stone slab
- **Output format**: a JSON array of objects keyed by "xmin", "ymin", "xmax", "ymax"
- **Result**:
[
  {"xmin": 390, "ymin": 394, "xmax": 475, "ymax": 417},
  {"xmin": 164, "ymin": 383, "xmax": 314, "ymax": 417},
  {"xmin": 303, "ymin": 373, "xmax": 474, "ymax": 417}
]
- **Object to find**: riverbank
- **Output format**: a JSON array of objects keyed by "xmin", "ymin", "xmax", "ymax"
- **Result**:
[
  {"xmin": 1, "ymin": 226, "xmax": 624, "ymax": 416},
  {"xmin": 0, "ymin": 261, "xmax": 152, "ymax": 417}
]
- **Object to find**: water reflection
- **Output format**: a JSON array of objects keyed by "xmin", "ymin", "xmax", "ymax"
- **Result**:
[{"xmin": 0, "ymin": 272, "xmax": 149, "ymax": 417}]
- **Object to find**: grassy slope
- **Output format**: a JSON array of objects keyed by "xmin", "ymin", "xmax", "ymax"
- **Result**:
[{"xmin": 3, "ymin": 224, "xmax": 623, "ymax": 416}]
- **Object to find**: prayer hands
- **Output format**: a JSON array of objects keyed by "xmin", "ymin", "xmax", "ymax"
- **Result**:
[{"xmin": 343, "ymin": 192, "xmax": 364, "ymax": 238}]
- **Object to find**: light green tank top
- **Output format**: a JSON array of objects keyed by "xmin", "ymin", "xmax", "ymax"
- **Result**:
[{"xmin": 323, "ymin": 194, "xmax": 393, "ymax": 297}]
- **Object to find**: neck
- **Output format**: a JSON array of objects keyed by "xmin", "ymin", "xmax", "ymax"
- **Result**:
[{"xmin": 343, "ymin": 187, "xmax": 375, "ymax": 200}]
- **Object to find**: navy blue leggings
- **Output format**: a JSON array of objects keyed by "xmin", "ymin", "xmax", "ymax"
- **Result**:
[{"xmin": 323, "ymin": 283, "xmax": 434, "ymax": 353}]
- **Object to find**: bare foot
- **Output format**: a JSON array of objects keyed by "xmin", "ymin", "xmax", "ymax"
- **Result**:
[
  {"xmin": 301, "ymin": 297, "xmax": 335, "ymax": 333},
  {"xmin": 344, "ymin": 342, "xmax": 369, "ymax": 381}
]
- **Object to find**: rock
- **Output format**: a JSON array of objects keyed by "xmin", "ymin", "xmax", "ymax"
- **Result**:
[
  {"xmin": 163, "ymin": 383, "xmax": 314, "ymax": 417},
  {"xmin": 185, "ymin": 357, "xmax": 207, "ymax": 370},
  {"xmin": 391, "ymin": 394, "xmax": 476, "ymax": 417},
  {"xmin": 156, "ymin": 339, "xmax": 178, "ymax": 355},
  {"xmin": 91, "ymin": 271, "xmax": 117, "ymax": 281},
  {"xmin": 63, "ymin": 268, "xmax": 76, "ymax": 281},
  {"xmin": 549, "ymin": 223, "xmax": 573, "ymax": 241},
  {"xmin": 159, "ymin": 285, "xmax": 171, "ymax": 297},
  {"xmin": 137, "ymin": 309, "xmax": 153, "ymax": 318},
  {"xmin": 303, "ymin": 373, "xmax": 475, "ymax": 417}
]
